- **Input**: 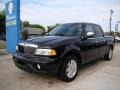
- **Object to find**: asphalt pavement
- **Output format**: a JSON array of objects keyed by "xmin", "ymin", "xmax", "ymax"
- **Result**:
[{"xmin": 0, "ymin": 44, "xmax": 120, "ymax": 90}]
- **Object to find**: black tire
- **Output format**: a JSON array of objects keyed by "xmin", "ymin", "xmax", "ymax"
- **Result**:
[
  {"xmin": 104, "ymin": 48, "xmax": 113, "ymax": 60},
  {"xmin": 59, "ymin": 55, "xmax": 78, "ymax": 82}
]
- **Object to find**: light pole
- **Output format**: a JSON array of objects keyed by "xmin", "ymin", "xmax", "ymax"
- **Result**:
[{"xmin": 109, "ymin": 10, "xmax": 114, "ymax": 33}]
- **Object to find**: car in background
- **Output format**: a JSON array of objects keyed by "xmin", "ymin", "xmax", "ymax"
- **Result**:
[{"xmin": 115, "ymin": 36, "xmax": 120, "ymax": 42}]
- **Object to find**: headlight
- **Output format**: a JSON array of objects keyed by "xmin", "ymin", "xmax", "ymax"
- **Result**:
[
  {"xmin": 35, "ymin": 49, "xmax": 57, "ymax": 56},
  {"xmin": 16, "ymin": 46, "xmax": 18, "ymax": 50}
]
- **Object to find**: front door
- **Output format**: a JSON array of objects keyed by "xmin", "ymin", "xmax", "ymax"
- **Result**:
[{"xmin": 81, "ymin": 24, "xmax": 99, "ymax": 63}]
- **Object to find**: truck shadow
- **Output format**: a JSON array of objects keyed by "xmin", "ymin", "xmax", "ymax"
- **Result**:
[{"xmin": 77, "ymin": 58, "xmax": 108, "ymax": 80}]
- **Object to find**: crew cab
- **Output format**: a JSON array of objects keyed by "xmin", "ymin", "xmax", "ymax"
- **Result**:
[{"xmin": 13, "ymin": 23, "xmax": 114, "ymax": 82}]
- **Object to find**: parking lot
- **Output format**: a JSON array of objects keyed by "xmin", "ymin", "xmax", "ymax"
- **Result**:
[{"xmin": 0, "ymin": 44, "xmax": 120, "ymax": 90}]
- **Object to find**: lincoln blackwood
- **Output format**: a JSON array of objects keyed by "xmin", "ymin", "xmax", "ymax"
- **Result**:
[{"xmin": 13, "ymin": 23, "xmax": 114, "ymax": 82}]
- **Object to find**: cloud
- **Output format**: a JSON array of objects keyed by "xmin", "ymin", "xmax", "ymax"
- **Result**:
[
  {"xmin": 20, "ymin": 0, "xmax": 120, "ymax": 31},
  {"xmin": 0, "ymin": 0, "xmax": 120, "ymax": 31},
  {"xmin": 0, "ymin": 0, "xmax": 5, "ymax": 11}
]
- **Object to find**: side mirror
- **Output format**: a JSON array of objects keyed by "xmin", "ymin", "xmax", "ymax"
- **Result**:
[
  {"xmin": 86, "ymin": 32, "xmax": 95, "ymax": 38},
  {"xmin": 82, "ymin": 32, "xmax": 95, "ymax": 41}
]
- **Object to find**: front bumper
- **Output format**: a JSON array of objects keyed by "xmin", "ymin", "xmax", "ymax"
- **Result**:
[{"xmin": 13, "ymin": 54, "xmax": 61, "ymax": 74}]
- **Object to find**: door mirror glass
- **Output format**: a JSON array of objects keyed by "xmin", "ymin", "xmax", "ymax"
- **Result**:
[{"xmin": 86, "ymin": 32, "xmax": 95, "ymax": 38}]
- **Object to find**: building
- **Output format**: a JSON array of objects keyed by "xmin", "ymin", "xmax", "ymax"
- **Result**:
[{"xmin": 23, "ymin": 27, "xmax": 45, "ymax": 39}]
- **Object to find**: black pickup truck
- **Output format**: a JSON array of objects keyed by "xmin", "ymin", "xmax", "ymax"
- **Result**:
[{"xmin": 13, "ymin": 23, "xmax": 114, "ymax": 82}]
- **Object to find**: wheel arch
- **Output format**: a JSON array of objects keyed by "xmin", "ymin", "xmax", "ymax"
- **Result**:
[
  {"xmin": 60, "ymin": 49, "xmax": 82, "ymax": 67},
  {"xmin": 110, "ymin": 44, "xmax": 114, "ymax": 50}
]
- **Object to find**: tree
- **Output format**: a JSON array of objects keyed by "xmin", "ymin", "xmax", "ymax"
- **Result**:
[
  {"xmin": 22, "ymin": 21, "xmax": 45, "ymax": 30},
  {"xmin": 115, "ymin": 32, "xmax": 120, "ymax": 37},
  {"xmin": 21, "ymin": 30, "xmax": 28, "ymax": 40},
  {"xmin": 109, "ymin": 31, "xmax": 114, "ymax": 36},
  {"xmin": 23, "ymin": 21, "xmax": 30, "ymax": 27},
  {"xmin": 0, "ymin": 10, "xmax": 6, "ymax": 41},
  {"xmin": 47, "ymin": 24, "xmax": 59, "ymax": 33},
  {"xmin": 0, "ymin": 10, "xmax": 5, "ymax": 34}
]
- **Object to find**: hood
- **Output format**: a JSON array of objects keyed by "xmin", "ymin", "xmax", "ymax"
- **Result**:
[{"xmin": 26, "ymin": 36, "xmax": 75, "ymax": 47}]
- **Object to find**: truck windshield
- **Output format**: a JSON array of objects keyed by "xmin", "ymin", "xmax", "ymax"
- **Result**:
[{"xmin": 48, "ymin": 24, "xmax": 83, "ymax": 36}]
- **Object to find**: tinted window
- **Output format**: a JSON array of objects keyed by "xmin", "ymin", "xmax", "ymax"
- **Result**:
[
  {"xmin": 94, "ymin": 25, "xmax": 104, "ymax": 37},
  {"xmin": 48, "ymin": 24, "xmax": 83, "ymax": 36},
  {"xmin": 85, "ymin": 24, "xmax": 95, "ymax": 38}
]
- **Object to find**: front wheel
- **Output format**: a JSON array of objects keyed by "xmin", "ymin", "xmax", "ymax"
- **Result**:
[
  {"xmin": 59, "ymin": 56, "xmax": 78, "ymax": 82},
  {"xmin": 104, "ymin": 48, "xmax": 113, "ymax": 60}
]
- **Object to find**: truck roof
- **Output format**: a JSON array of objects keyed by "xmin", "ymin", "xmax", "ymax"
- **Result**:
[{"xmin": 60, "ymin": 22, "xmax": 100, "ymax": 27}]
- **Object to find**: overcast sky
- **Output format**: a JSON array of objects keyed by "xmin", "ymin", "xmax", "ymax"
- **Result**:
[
  {"xmin": 1, "ymin": 0, "xmax": 120, "ymax": 31},
  {"xmin": 0, "ymin": 0, "xmax": 4, "ymax": 11}
]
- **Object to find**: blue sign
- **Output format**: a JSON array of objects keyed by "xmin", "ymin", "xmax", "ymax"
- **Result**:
[{"xmin": 5, "ymin": 0, "xmax": 20, "ymax": 53}]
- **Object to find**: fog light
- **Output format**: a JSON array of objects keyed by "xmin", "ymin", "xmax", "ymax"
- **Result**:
[{"xmin": 37, "ymin": 64, "xmax": 41, "ymax": 70}]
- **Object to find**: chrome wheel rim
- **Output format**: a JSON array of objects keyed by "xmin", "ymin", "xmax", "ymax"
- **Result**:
[
  {"xmin": 66, "ymin": 59, "xmax": 77, "ymax": 78},
  {"xmin": 109, "ymin": 49, "xmax": 113, "ymax": 59}
]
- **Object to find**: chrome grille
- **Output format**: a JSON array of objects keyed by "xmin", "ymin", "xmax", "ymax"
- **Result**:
[
  {"xmin": 18, "ymin": 45, "xmax": 24, "ymax": 53},
  {"xmin": 18, "ymin": 43, "xmax": 38, "ymax": 55}
]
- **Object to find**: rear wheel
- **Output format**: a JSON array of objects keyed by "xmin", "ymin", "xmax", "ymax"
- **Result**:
[
  {"xmin": 104, "ymin": 48, "xmax": 113, "ymax": 60},
  {"xmin": 59, "ymin": 55, "xmax": 78, "ymax": 82}
]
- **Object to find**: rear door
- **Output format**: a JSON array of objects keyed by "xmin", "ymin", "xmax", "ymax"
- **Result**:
[{"xmin": 94, "ymin": 25, "xmax": 107, "ymax": 57}]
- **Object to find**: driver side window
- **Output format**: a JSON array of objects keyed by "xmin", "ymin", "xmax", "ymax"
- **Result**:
[{"xmin": 85, "ymin": 24, "xmax": 95, "ymax": 38}]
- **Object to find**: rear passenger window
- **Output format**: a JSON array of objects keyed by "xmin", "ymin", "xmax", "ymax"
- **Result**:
[
  {"xmin": 94, "ymin": 26, "xmax": 104, "ymax": 37},
  {"xmin": 85, "ymin": 25, "xmax": 94, "ymax": 33}
]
